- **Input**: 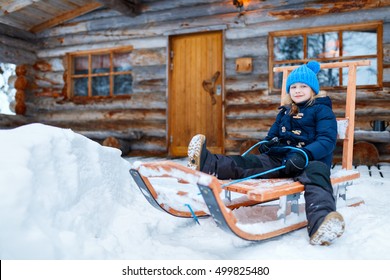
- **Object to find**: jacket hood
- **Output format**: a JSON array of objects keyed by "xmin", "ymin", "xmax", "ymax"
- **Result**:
[
  {"xmin": 313, "ymin": 96, "xmax": 333, "ymax": 108},
  {"xmin": 279, "ymin": 96, "xmax": 333, "ymax": 111}
]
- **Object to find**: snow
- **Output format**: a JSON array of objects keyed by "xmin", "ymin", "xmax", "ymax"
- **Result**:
[
  {"xmin": 0, "ymin": 63, "xmax": 16, "ymax": 115},
  {"xmin": 336, "ymin": 118, "xmax": 349, "ymax": 139},
  {"xmin": 1, "ymin": 123, "xmax": 390, "ymax": 260}
]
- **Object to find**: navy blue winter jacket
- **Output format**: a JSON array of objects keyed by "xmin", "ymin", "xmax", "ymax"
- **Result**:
[{"xmin": 264, "ymin": 96, "xmax": 337, "ymax": 169}]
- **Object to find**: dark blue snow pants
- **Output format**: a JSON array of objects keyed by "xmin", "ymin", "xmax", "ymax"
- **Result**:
[{"xmin": 201, "ymin": 152, "xmax": 336, "ymax": 237}]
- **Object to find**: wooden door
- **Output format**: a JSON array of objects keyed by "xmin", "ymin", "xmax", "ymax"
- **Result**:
[{"xmin": 168, "ymin": 31, "xmax": 223, "ymax": 157}]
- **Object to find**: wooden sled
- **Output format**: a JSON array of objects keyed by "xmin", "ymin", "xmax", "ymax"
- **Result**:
[
  {"xmin": 130, "ymin": 60, "xmax": 369, "ymax": 241},
  {"xmin": 130, "ymin": 162, "xmax": 263, "ymax": 219}
]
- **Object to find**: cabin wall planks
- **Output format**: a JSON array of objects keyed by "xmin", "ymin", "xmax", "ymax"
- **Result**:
[{"xmin": 0, "ymin": 0, "xmax": 389, "ymax": 160}]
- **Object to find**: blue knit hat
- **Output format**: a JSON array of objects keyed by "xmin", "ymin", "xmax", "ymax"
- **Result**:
[{"xmin": 286, "ymin": 61, "xmax": 321, "ymax": 94}]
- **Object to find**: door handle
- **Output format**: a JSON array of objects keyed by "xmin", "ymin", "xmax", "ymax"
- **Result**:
[{"xmin": 202, "ymin": 71, "xmax": 220, "ymax": 105}]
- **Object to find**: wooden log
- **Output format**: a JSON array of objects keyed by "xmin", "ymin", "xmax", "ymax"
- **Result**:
[
  {"xmin": 46, "ymin": 120, "xmax": 166, "ymax": 139},
  {"xmin": 225, "ymin": 36, "xmax": 268, "ymax": 58},
  {"xmin": 225, "ymin": 90, "xmax": 279, "ymax": 105},
  {"xmin": 332, "ymin": 102, "xmax": 390, "ymax": 117},
  {"xmin": 229, "ymin": 7, "xmax": 390, "ymax": 39},
  {"xmin": 226, "ymin": 105, "xmax": 280, "ymax": 119},
  {"xmin": 132, "ymin": 65, "xmax": 166, "ymax": 80},
  {"xmin": 384, "ymin": 43, "xmax": 390, "ymax": 64},
  {"xmin": 0, "ymin": 44, "xmax": 36, "ymax": 65},
  {"xmin": 0, "ymin": 22, "xmax": 36, "ymax": 41},
  {"xmin": 0, "ymin": 114, "xmax": 31, "ymax": 128},
  {"xmin": 102, "ymin": 136, "xmax": 131, "ymax": 155},
  {"xmin": 14, "ymin": 65, "xmax": 29, "ymax": 115},
  {"xmin": 34, "ymin": 72, "xmax": 64, "ymax": 87},
  {"xmin": 95, "ymin": 0, "xmax": 140, "ymax": 17},
  {"xmin": 27, "ymin": 91, "xmax": 167, "ymax": 111},
  {"xmin": 227, "ymin": 131, "xmax": 268, "ymax": 141},
  {"xmin": 130, "ymin": 48, "xmax": 167, "ymax": 66},
  {"xmin": 225, "ymin": 77, "xmax": 268, "ymax": 92},
  {"xmin": 0, "ymin": 34, "xmax": 37, "ymax": 52},
  {"xmin": 128, "ymin": 136, "xmax": 167, "ymax": 155},
  {"xmin": 267, "ymin": 1, "xmax": 390, "ymax": 21},
  {"xmin": 36, "ymin": 36, "xmax": 168, "ymax": 58},
  {"xmin": 34, "ymin": 108, "xmax": 166, "ymax": 122},
  {"xmin": 141, "ymin": 0, "xmax": 228, "ymax": 13},
  {"xmin": 354, "ymin": 131, "xmax": 390, "ymax": 143}
]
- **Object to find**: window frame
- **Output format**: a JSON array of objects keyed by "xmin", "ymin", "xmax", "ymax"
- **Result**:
[
  {"xmin": 268, "ymin": 21, "xmax": 383, "ymax": 93},
  {"xmin": 66, "ymin": 46, "xmax": 134, "ymax": 99}
]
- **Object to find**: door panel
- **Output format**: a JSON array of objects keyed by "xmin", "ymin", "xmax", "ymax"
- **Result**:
[{"xmin": 169, "ymin": 31, "xmax": 223, "ymax": 156}]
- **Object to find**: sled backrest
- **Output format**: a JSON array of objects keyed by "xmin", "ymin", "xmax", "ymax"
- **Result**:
[{"xmin": 273, "ymin": 60, "xmax": 371, "ymax": 170}]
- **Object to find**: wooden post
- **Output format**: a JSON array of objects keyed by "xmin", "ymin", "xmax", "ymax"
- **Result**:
[
  {"xmin": 343, "ymin": 64, "xmax": 357, "ymax": 170},
  {"xmin": 280, "ymin": 69, "xmax": 289, "ymax": 105}
]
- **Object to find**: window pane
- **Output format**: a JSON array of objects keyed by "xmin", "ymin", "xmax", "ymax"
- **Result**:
[
  {"xmin": 318, "ymin": 67, "xmax": 339, "ymax": 87},
  {"xmin": 273, "ymin": 36, "xmax": 303, "ymax": 61},
  {"xmin": 73, "ymin": 78, "xmax": 88, "ymax": 96},
  {"xmin": 272, "ymin": 63, "xmax": 293, "ymax": 89},
  {"xmin": 73, "ymin": 56, "xmax": 88, "ymax": 75},
  {"xmin": 113, "ymin": 52, "xmax": 132, "ymax": 72},
  {"xmin": 343, "ymin": 30, "xmax": 377, "ymax": 56},
  {"xmin": 92, "ymin": 76, "xmax": 109, "ymax": 96},
  {"xmin": 342, "ymin": 59, "xmax": 377, "ymax": 86},
  {"xmin": 92, "ymin": 54, "xmax": 110, "ymax": 74},
  {"xmin": 308, "ymin": 32, "xmax": 339, "ymax": 59},
  {"xmin": 114, "ymin": 74, "xmax": 133, "ymax": 95}
]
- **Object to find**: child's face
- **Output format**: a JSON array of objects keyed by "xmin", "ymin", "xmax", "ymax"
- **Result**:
[{"xmin": 289, "ymin": 83, "xmax": 313, "ymax": 103}]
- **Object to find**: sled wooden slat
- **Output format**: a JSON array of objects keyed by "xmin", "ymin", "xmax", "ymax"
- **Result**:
[
  {"xmin": 130, "ymin": 167, "xmax": 210, "ymax": 218},
  {"xmin": 222, "ymin": 170, "xmax": 360, "ymax": 203},
  {"xmin": 132, "ymin": 160, "xmax": 262, "ymax": 215}
]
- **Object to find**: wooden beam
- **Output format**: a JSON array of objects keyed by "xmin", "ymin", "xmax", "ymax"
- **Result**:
[
  {"xmin": 95, "ymin": 0, "xmax": 140, "ymax": 17},
  {"xmin": 0, "ymin": 22, "xmax": 36, "ymax": 41},
  {"xmin": 0, "ymin": 43, "xmax": 37, "ymax": 64},
  {"xmin": 29, "ymin": 2, "xmax": 103, "ymax": 33}
]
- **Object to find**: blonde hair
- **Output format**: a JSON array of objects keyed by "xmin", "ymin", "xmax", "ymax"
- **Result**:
[{"xmin": 282, "ymin": 90, "xmax": 327, "ymax": 115}]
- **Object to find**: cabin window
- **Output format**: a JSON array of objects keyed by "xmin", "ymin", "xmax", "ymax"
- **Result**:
[
  {"xmin": 269, "ymin": 22, "xmax": 382, "ymax": 92},
  {"xmin": 67, "ymin": 46, "xmax": 133, "ymax": 98}
]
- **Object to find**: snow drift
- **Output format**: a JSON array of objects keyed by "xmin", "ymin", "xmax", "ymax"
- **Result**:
[{"xmin": 0, "ymin": 124, "xmax": 389, "ymax": 260}]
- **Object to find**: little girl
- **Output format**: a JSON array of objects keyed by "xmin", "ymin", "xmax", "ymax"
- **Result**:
[{"xmin": 187, "ymin": 61, "xmax": 344, "ymax": 246}]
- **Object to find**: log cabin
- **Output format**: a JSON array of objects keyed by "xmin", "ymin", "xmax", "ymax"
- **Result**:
[{"xmin": 0, "ymin": 0, "xmax": 389, "ymax": 164}]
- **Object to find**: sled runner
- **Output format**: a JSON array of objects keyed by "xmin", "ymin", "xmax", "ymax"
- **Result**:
[{"xmin": 130, "ymin": 60, "xmax": 369, "ymax": 241}]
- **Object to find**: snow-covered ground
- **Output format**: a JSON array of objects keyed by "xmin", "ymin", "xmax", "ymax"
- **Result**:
[{"xmin": 1, "ymin": 123, "xmax": 390, "ymax": 261}]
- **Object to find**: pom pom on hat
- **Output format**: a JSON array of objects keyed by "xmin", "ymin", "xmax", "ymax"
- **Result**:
[
  {"xmin": 286, "ymin": 60, "xmax": 320, "ymax": 94},
  {"xmin": 306, "ymin": 60, "xmax": 320, "ymax": 74}
]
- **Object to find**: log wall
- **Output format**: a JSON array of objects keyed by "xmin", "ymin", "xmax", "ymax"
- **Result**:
[
  {"xmin": 1, "ymin": 0, "xmax": 390, "ymax": 160},
  {"xmin": 0, "ymin": 23, "xmax": 37, "ymax": 64}
]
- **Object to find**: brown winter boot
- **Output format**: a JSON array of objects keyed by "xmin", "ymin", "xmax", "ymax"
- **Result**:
[{"xmin": 309, "ymin": 211, "xmax": 345, "ymax": 246}]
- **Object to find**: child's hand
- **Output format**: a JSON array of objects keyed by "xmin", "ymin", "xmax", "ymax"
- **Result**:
[
  {"xmin": 258, "ymin": 137, "xmax": 279, "ymax": 154},
  {"xmin": 285, "ymin": 152, "xmax": 307, "ymax": 175}
]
